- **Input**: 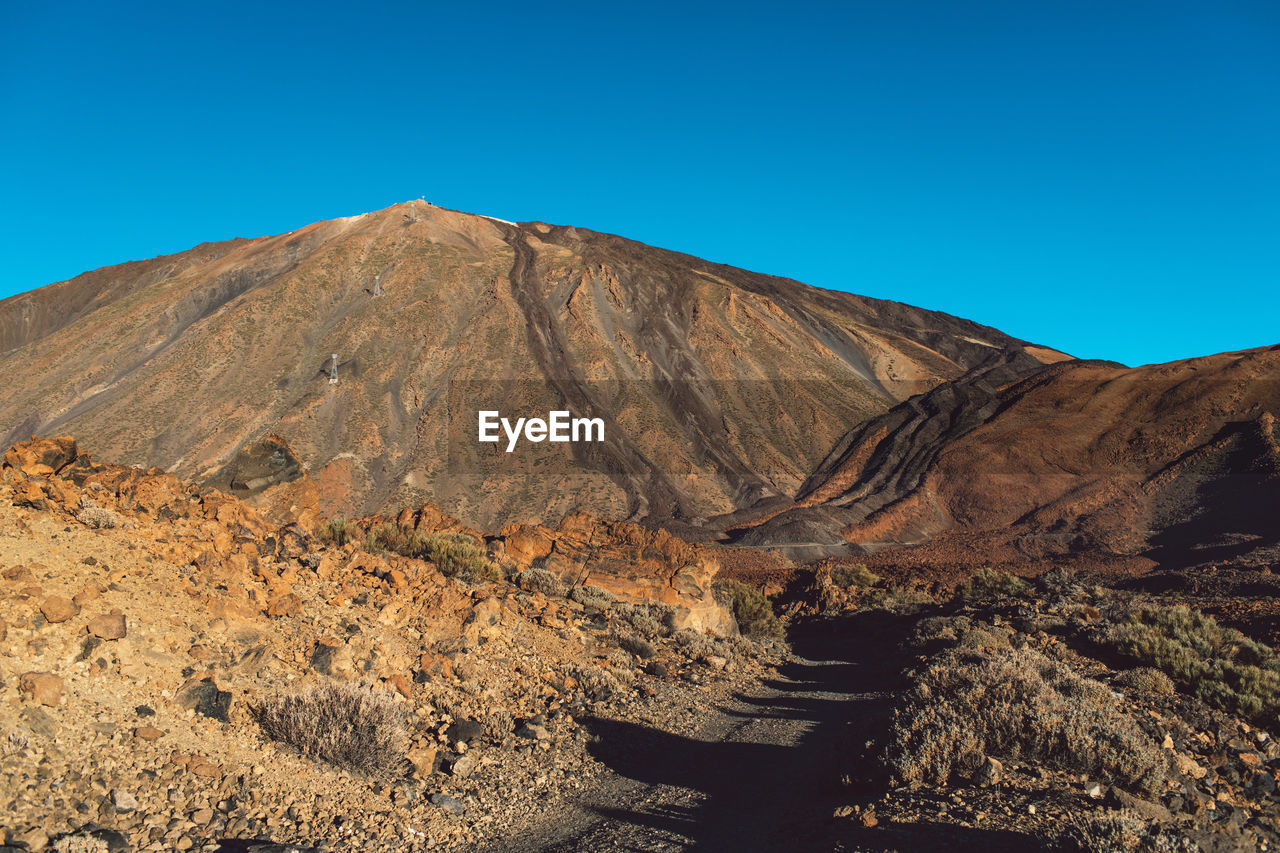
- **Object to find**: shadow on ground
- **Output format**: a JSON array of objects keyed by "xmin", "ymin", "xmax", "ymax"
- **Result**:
[{"xmin": 532, "ymin": 610, "xmax": 1040, "ymax": 852}]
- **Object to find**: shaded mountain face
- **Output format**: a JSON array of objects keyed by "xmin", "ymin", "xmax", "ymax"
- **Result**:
[
  {"xmin": 0, "ymin": 202, "xmax": 1057, "ymax": 530},
  {"xmin": 744, "ymin": 346, "xmax": 1280, "ymax": 573}
]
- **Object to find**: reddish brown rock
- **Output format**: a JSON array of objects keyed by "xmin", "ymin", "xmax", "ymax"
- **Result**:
[
  {"xmin": 87, "ymin": 609, "xmax": 127, "ymax": 640},
  {"xmin": 19, "ymin": 671, "xmax": 63, "ymax": 706},
  {"xmin": 266, "ymin": 593, "xmax": 301, "ymax": 618},
  {"xmin": 2, "ymin": 436, "xmax": 78, "ymax": 477},
  {"xmin": 73, "ymin": 584, "xmax": 103, "ymax": 605},
  {"xmin": 38, "ymin": 595, "xmax": 78, "ymax": 623}
]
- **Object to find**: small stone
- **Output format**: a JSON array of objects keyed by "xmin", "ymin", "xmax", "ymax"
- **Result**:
[
  {"xmin": 17, "ymin": 827, "xmax": 49, "ymax": 850},
  {"xmin": 450, "ymin": 752, "xmax": 478, "ymax": 779},
  {"xmin": 266, "ymin": 593, "xmax": 301, "ymax": 618},
  {"xmin": 1175, "ymin": 753, "xmax": 1208, "ymax": 779},
  {"xmin": 445, "ymin": 719, "xmax": 485, "ymax": 744},
  {"xmin": 430, "ymin": 793, "xmax": 465, "ymax": 815},
  {"xmin": 19, "ymin": 671, "xmax": 63, "ymax": 706},
  {"xmin": 0, "ymin": 616, "xmax": 7, "ymax": 641},
  {"xmin": 191, "ymin": 808, "xmax": 214, "ymax": 824},
  {"xmin": 974, "ymin": 756, "xmax": 1003, "ymax": 786},
  {"xmin": 704, "ymin": 655, "xmax": 727, "ymax": 670},
  {"xmin": 134, "ymin": 726, "xmax": 165, "ymax": 741},
  {"xmin": 39, "ymin": 595, "xmax": 78, "ymax": 623},
  {"xmin": 516, "ymin": 723, "xmax": 550, "ymax": 741},
  {"xmin": 860, "ymin": 809, "xmax": 878, "ymax": 828},
  {"xmin": 832, "ymin": 805, "xmax": 855, "ymax": 818},
  {"xmin": 112, "ymin": 788, "xmax": 140, "ymax": 812},
  {"xmin": 87, "ymin": 610, "xmax": 127, "ymax": 640},
  {"xmin": 1106, "ymin": 788, "xmax": 1172, "ymax": 822},
  {"xmin": 1085, "ymin": 782, "xmax": 1104, "ymax": 799},
  {"xmin": 1162, "ymin": 734, "xmax": 1175, "ymax": 750},
  {"xmin": 409, "ymin": 746, "xmax": 438, "ymax": 779},
  {"xmin": 190, "ymin": 759, "xmax": 223, "ymax": 778},
  {"xmin": 73, "ymin": 584, "xmax": 103, "ymax": 605}
]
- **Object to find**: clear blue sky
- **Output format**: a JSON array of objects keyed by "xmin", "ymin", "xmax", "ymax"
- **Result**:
[{"xmin": 2, "ymin": 1, "xmax": 1276, "ymax": 366}]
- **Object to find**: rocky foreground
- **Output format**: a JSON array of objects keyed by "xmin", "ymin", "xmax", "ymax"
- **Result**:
[
  {"xmin": 4, "ymin": 437, "xmax": 1280, "ymax": 852},
  {"xmin": 0, "ymin": 438, "xmax": 782, "ymax": 851}
]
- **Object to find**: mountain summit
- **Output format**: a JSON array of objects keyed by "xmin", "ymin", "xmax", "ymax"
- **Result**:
[{"xmin": 0, "ymin": 202, "xmax": 1063, "ymax": 531}]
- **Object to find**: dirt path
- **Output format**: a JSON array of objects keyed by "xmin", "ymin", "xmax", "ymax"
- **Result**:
[{"xmin": 478, "ymin": 615, "xmax": 906, "ymax": 853}]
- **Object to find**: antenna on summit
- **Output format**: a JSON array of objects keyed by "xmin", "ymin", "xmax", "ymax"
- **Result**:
[{"xmin": 329, "ymin": 354, "xmax": 339, "ymax": 385}]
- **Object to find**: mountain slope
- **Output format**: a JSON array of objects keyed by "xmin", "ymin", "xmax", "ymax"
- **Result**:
[
  {"xmin": 0, "ymin": 202, "xmax": 1061, "ymax": 530},
  {"xmin": 741, "ymin": 346, "xmax": 1280, "ymax": 571}
]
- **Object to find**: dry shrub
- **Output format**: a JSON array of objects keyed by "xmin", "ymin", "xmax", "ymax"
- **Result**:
[
  {"xmin": 615, "ymin": 631, "xmax": 657, "ymax": 659},
  {"xmin": 1102, "ymin": 604, "xmax": 1280, "ymax": 726},
  {"xmin": 77, "ymin": 504, "xmax": 120, "ymax": 530},
  {"xmin": 1042, "ymin": 809, "xmax": 1193, "ymax": 852},
  {"xmin": 569, "ymin": 584, "xmax": 616, "ymax": 611},
  {"xmin": 884, "ymin": 646, "xmax": 1166, "ymax": 794},
  {"xmin": 253, "ymin": 682, "xmax": 409, "ymax": 780},
  {"xmin": 1114, "ymin": 666, "xmax": 1176, "ymax": 697},
  {"xmin": 52, "ymin": 835, "xmax": 109, "ymax": 853},
  {"xmin": 517, "ymin": 567, "xmax": 566, "ymax": 597}
]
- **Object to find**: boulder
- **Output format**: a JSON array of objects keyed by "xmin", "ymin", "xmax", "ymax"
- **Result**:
[
  {"xmin": 19, "ymin": 671, "xmax": 63, "ymax": 706},
  {"xmin": 39, "ymin": 595, "xmax": 78, "ymax": 623},
  {"xmin": 87, "ymin": 610, "xmax": 127, "ymax": 640}
]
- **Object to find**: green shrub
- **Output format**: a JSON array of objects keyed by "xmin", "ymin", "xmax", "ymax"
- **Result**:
[
  {"xmin": 253, "ymin": 682, "xmax": 409, "ymax": 780},
  {"xmin": 867, "ymin": 585, "xmax": 936, "ymax": 613},
  {"xmin": 830, "ymin": 563, "xmax": 880, "ymax": 588},
  {"xmin": 364, "ymin": 525, "xmax": 499, "ymax": 581},
  {"xmin": 320, "ymin": 516, "xmax": 359, "ymax": 547},
  {"xmin": 883, "ymin": 646, "xmax": 1166, "ymax": 794},
  {"xmin": 959, "ymin": 567, "xmax": 1029, "ymax": 601},
  {"xmin": 1101, "ymin": 604, "xmax": 1280, "ymax": 727},
  {"xmin": 717, "ymin": 579, "xmax": 784, "ymax": 640}
]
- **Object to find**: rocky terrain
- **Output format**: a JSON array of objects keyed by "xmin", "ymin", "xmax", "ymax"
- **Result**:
[
  {"xmin": 0, "ymin": 202, "xmax": 1064, "ymax": 534},
  {"xmin": 0, "ymin": 438, "xmax": 784, "ymax": 851},
  {"xmin": 4, "ymin": 437, "xmax": 1280, "ymax": 851}
]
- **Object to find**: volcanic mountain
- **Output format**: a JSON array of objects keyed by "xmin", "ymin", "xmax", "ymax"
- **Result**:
[
  {"xmin": 0, "ymin": 202, "xmax": 1063, "ymax": 531},
  {"xmin": 739, "ymin": 346, "xmax": 1280, "ymax": 574}
]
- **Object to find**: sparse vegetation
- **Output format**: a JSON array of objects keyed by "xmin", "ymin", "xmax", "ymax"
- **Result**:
[
  {"xmin": 717, "ymin": 578, "xmax": 784, "ymax": 640},
  {"xmin": 320, "ymin": 516, "xmax": 359, "ymax": 547},
  {"xmin": 569, "ymin": 584, "xmax": 616, "ymax": 612},
  {"xmin": 253, "ymin": 682, "xmax": 410, "ymax": 781},
  {"xmin": 364, "ymin": 524, "xmax": 500, "ymax": 581},
  {"xmin": 829, "ymin": 562, "xmax": 880, "ymax": 588},
  {"xmin": 1113, "ymin": 666, "xmax": 1176, "ymax": 697},
  {"xmin": 616, "ymin": 631, "xmax": 657, "ymax": 659},
  {"xmin": 52, "ymin": 834, "xmax": 110, "ymax": 853},
  {"xmin": 1042, "ymin": 809, "xmax": 1193, "ymax": 852},
  {"xmin": 884, "ymin": 646, "xmax": 1167, "ymax": 794},
  {"xmin": 959, "ymin": 567, "xmax": 1029, "ymax": 601},
  {"xmin": 517, "ymin": 567, "xmax": 567, "ymax": 597},
  {"xmin": 1101, "ymin": 603, "xmax": 1280, "ymax": 726}
]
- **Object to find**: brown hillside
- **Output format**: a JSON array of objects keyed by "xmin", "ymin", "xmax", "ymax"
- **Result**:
[{"xmin": 0, "ymin": 202, "xmax": 1058, "ymax": 531}]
